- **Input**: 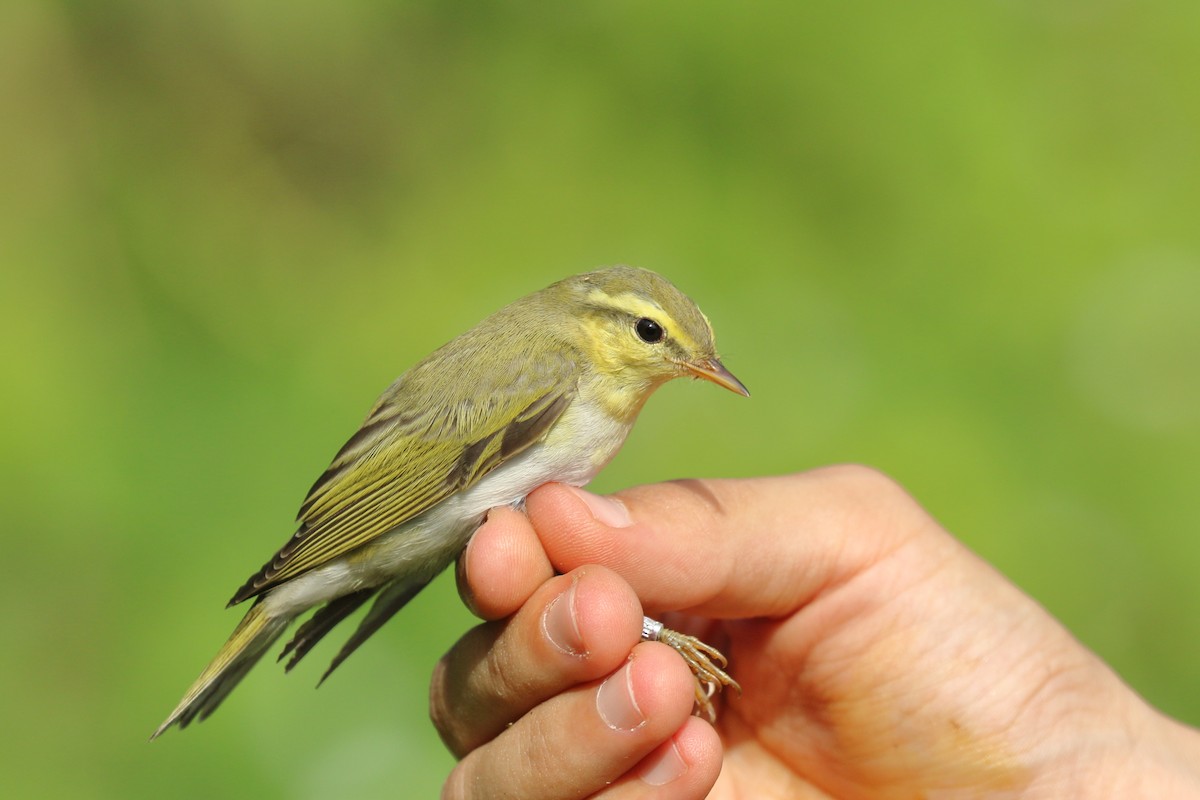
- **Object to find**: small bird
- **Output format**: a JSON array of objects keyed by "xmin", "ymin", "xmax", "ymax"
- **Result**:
[{"xmin": 153, "ymin": 266, "xmax": 747, "ymax": 738}]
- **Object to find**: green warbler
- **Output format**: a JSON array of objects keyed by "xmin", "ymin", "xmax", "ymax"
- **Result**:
[{"xmin": 153, "ymin": 266, "xmax": 747, "ymax": 738}]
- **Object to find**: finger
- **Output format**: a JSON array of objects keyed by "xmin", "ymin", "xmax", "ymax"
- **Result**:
[
  {"xmin": 442, "ymin": 642, "xmax": 698, "ymax": 800},
  {"xmin": 458, "ymin": 505, "xmax": 555, "ymax": 620},
  {"xmin": 432, "ymin": 565, "xmax": 644, "ymax": 757},
  {"xmin": 526, "ymin": 466, "xmax": 933, "ymax": 619},
  {"xmin": 587, "ymin": 717, "xmax": 723, "ymax": 800}
]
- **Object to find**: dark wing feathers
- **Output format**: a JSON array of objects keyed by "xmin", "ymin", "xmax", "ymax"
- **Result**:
[
  {"xmin": 229, "ymin": 335, "xmax": 578, "ymax": 606},
  {"xmin": 228, "ymin": 449, "xmax": 458, "ymax": 605},
  {"xmin": 278, "ymin": 587, "xmax": 379, "ymax": 671},
  {"xmin": 501, "ymin": 391, "xmax": 572, "ymax": 460},
  {"xmin": 445, "ymin": 392, "xmax": 571, "ymax": 491},
  {"xmin": 316, "ymin": 579, "xmax": 427, "ymax": 685}
]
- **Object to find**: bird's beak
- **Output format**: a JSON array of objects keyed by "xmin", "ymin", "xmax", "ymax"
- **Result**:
[{"xmin": 684, "ymin": 357, "xmax": 750, "ymax": 397}]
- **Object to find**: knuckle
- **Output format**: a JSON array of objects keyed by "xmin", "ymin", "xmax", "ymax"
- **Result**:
[
  {"xmin": 814, "ymin": 463, "xmax": 916, "ymax": 509},
  {"xmin": 480, "ymin": 634, "xmax": 527, "ymax": 708}
]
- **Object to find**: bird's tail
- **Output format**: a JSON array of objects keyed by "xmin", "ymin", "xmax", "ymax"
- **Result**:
[{"xmin": 151, "ymin": 600, "xmax": 291, "ymax": 739}]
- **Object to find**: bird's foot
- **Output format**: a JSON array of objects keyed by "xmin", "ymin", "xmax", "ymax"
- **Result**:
[{"xmin": 641, "ymin": 616, "xmax": 740, "ymax": 723}]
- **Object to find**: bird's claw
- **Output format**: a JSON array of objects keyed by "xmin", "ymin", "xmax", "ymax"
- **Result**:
[{"xmin": 649, "ymin": 623, "xmax": 740, "ymax": 723}]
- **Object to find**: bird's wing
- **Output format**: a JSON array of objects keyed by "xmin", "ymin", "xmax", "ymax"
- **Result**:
[{"xmin": 229, "ymin": 344, "xmax": 576, "ymax": 605}]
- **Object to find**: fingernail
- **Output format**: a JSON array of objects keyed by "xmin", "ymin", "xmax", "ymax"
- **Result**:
[
  {"xmin": 596, "ymin": 659, "xmax": 645, "ymax": 731},
  {"xmin": 542, "ymin": 580, "xmax": 585, "ymax": 656},
  {"xmin": 638, "ymin": 739, "xmax": 688, "ymax": 786},
  {"xmin": 568, "ymin": 486, "xmax": 633, "ymax": 528}
]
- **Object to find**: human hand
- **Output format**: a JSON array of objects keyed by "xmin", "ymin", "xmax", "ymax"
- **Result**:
[{"xmin": 432, "ymin": 466, "xmax": 1200, "ymax": 798}]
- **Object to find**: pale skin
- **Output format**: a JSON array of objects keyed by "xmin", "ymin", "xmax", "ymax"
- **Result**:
[{"xmin": 431, "ymin": 465, "xmax": 1200, "ymax": 799}]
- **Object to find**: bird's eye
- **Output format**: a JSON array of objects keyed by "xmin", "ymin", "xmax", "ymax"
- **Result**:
[{"xmin": 635, "ymin": 317, "xmax": 665, "ymax": 343}]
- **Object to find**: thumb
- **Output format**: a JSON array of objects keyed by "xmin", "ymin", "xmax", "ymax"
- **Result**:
[{"xmin": 525, "ymin": 466, "xmax": 926, "ymax": 619}]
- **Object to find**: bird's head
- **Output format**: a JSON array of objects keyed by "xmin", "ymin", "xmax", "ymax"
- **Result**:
[{"xmin": 554, "ymin": 267, "xmax": 748, "ymax": 416}]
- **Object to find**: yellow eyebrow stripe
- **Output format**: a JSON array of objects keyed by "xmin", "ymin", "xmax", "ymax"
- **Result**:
[{"xmin": 583, "ymin": 289, "xmax": 706, "ymax": 353}]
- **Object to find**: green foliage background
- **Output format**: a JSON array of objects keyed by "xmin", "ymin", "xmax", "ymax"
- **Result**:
[{"xmin": 3, "ymin": 2, "xmax": 1198, "ymax": 796}]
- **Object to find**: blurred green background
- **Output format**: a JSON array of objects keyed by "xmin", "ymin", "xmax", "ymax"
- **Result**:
[{"xmin": 3, "ymin": 1, "xmax": 1199, "ymax": 796}]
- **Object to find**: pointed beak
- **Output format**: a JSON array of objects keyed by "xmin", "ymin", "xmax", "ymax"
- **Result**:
[{"xmin": 684, "ymin": 357, "xmax": 750, "ymax": 397}]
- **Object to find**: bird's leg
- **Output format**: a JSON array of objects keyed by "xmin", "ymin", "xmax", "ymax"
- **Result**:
[{"xmin": 641, "ymin": 616, "xmax": 740, "ymax": 723}]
